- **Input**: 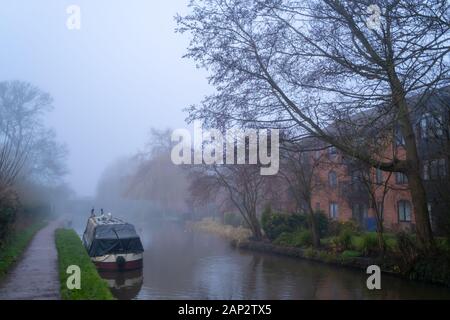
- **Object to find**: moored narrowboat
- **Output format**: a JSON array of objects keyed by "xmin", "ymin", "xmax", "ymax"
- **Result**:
[{"xmin": 82, "ymin": 213, "xmax": 144, "ymax": 271}]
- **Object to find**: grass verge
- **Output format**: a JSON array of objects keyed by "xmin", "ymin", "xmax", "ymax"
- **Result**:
[
  {"xmin": 0, "ymin": 222, "xmax": 47, "ymax": 279},
  {"xmin": 55, "ymin": 228, "xmax": 114, "ymax": 300}
]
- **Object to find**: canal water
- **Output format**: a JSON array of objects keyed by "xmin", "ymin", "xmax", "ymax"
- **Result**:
[{"xmin": 76, "ymin": 219, "xmax": 450, "ymax": 300}]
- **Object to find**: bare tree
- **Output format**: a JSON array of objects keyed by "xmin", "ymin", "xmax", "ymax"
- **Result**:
[
  {"xmin": 188, "ymin": 163, "xmax": 266, "ymax": 240},
  {"xmin": 278, "ymin": 141, "xmax": 325, "ymax": 248},
  {"xmin": 0, "ymin": 81, "xmax": 67, "ymax": 184},
  {"xmin": 0, "ymin": 127, "xmax": 28, "ymax": 189},
  {"xmin": 177, "ymin": 0, "xmax": 450, "ymax": 249}
]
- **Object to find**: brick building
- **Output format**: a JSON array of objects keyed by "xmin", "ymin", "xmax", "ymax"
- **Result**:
[{"xmin": 305, "ymin": 87, "xmax": 450, "ymax": 235}]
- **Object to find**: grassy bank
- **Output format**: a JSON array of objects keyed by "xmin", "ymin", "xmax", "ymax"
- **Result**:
[
  {"xmin": 0, "ymin": 221, "xmax": 47, "ymax": 279},
  {"xmin": 189, "ymin": 218, "xmax": 252, "ymax": 243},
  {"xmin": 55, "ymin": 228, "xmax": 114, "ymax": 300}
]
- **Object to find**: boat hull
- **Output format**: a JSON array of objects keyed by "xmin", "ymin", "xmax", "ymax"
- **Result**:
[{"xmin": 91, "ymin": 253, "xmax": 143, "ymax": 271}]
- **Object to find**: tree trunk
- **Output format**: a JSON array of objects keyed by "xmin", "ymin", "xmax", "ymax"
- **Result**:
[
  {"xmin": 375, "ymin": 215, "xmax": 386, "ymax": 256},
  {"xmin": 392, "ymin": 80, "xmax": 435, "ymax": 250},
  {"xmin": 307, "ymin": 203, "xmax": 320, "ymax": 248},
  {"xmin": 406, "ymin": 170, "xmax": 435, "ymax": 250},
  {"xmin": 248, "ymin": 210, "xmax": 263, "ymax": 240}
]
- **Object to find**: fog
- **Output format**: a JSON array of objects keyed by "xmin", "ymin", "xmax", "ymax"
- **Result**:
[{"xmin": 0, "ymin": 0, "xmax": 211, "ymax": 197}]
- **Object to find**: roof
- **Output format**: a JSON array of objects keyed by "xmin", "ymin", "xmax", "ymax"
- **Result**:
[
  {"xmin": 94, "ymin": 223, "xmax": 140, "ymax": 240},
  {"xmin": 91, "ymin": 214, "xmax": 126, "ymax": 226}
]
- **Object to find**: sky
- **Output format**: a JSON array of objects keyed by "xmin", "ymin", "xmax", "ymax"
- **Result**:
[{"xmin": 0, "ymin": 1, "xmax": 211, "ymax": 197}]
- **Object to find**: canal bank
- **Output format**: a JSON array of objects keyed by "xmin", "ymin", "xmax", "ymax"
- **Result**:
[
  {"xmin": 191, "ymin": 218, "xmax": 450, "ymax": 289},
  {"xmin": 55, "ymin": 228, "xmax": 114, "ymax": 300}
]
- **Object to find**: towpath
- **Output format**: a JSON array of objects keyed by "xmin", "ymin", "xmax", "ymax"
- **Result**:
[{"xmin": 0, "ymin": 220, "xmax": 61, "ymax": 300}]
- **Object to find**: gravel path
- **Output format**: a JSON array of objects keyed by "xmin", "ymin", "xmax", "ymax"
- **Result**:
[{"xmin": 0, "ymin": 220, "xmax": 61, "ymax": 300}]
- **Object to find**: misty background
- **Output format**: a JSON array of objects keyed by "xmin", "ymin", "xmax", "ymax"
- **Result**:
[{"xmin": 0, "ymin": 0, "xmax": 210, "ymax": 198}]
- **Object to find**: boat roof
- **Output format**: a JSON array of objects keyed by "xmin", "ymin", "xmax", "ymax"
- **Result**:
[{"xmin": 90, "ymin": 214, "xmax": 126, "ymax": 226}]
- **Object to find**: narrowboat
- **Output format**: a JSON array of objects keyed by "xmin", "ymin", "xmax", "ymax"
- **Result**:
[{"xmin": 82, "ymin": 213, "xmax": 144, "ymax": 271}]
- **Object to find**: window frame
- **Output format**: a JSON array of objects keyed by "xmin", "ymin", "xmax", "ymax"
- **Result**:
[
  {"xmin": 395, "ymin": 172, "xmax": 408, "ymax": 184},
  {"xmin": 375, "ymin": 168, "xmax": 383, "ymax": 184},
  {"xmin": 329, "ymin": 202, "xmax": 339, "ymax": 219},
  {"xmin": 328, "ymin": 171, "xmax": 338, "ymax": 188},
  {"xmin": 398, "ymin": 200, "xmax": 412, "ymax": 222}
]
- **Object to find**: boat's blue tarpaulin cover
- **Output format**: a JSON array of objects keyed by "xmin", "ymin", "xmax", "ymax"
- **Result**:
[{"xmin": 86, "ymin": 223, "xmax": 144, "ymax": 257}]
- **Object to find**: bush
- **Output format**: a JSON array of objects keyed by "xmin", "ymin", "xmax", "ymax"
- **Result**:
[
  {"xmin": 327, "ymin": 219, "xmax": 360, "ymax": 237},
  {"xmin": 304, "ymin": 247, "xmax": 317, "ymax": 258},
  {"xmin": 261, "ymin": 206, "xmax": 308, "ymax": 240},
  {"xmin": 408, "ymin": 251, "xmax": 450, "ymax": 286},
  {"xmin": 273, "ymin": 229, "xmax": 312, "ymax": 248},
  {"xmin": 341, "ymin": 250, "xmax": 362, "ymax": 259},
  {"xmin": 273, "ymin": 232, "xmax": 293, "ymax": 246},
  {"xmin": 294, "ymin": 229, "xmax": 313, "ymax": 247},
  {"xmin": 332, "ymin": 228, "xmax": 353, "ymax": 251},
  {"xmin": 395, "ymin": 231, "xmax": 420, "ymax": 268},
  {"xmin": 0, "ymin": 189, "xmax": 19, "ymax": 243},
  {"xmin": 357, "ymin": 233, "xmax": 379, "ymax": 256},
  {"xmin": 312, "ymin": 210, "xmax": 329, "ymax": 237},
  {"xmin": 0, "ymin": 222, "xmax": 46, "ymax": 279},
  {"xmin": 223, "ymin": 212, "xmax": 243, "ymax": 227}
]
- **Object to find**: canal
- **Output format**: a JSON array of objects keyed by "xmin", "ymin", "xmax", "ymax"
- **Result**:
[{"xmin": 74, "ymin": 219, "xmax": 450, "ymax": 300}]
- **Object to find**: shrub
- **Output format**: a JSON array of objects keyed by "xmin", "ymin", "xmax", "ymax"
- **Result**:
[
  {"xmin": 333, "ymin": 228, "xmax": 353, "ymax": 251},
  {"xmin": 0, "ymin": 222, "xmax": 46, "ymax": 279},
  {"xmin": 0, "ymin": 188, "xmax": 19, "ymax": 243},
  {"xmin": 341, "ymin": 250, "xmax": 362, "ymax": 259},
  {"xmin": 311, "ymin": 210, "xmax": 329, "ymax": 237},
  {"xmin": 396, "ymin": 231, "xmax": 420, "ymax": 269},
  {"xmin": 273, "ymin": 229, "xmax": 312, "ymax": 248},
  {"xmin": 359, "ymin": 233, "xmax": 381, "ymax": 256},
  {"xmin": 223, "ymin": 212, "xmax": 243, "ymax": 227},
  {"xmin": 408, "ymin": 251, "xmax": 450, "ymax": 286},
  {"xmin": 304, "ymin": 247, "xmax": 317, "ymax": 258},
  {"xmin": 317, "ymin": 251, "xmax": 336, "ymax": 262},
  {"xmin": 327, "ymin": 219, "xmax": 360, "ymax": 237},
  {"xmin": 294, "ymin": 229, "xmax": 313, "ymax": 247},
  {"xmin": 261, "ymin": 207, "xmax": 307, "ymax": 240},
  {"xmin": 273, "ymin": 232, "xmax": 293, "ymax": 246}
]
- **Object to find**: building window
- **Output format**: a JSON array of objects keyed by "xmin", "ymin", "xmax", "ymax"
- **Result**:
[
  {"xmin": 423, "ymin": 162, "xmax": 430, "ymax": 180},
  {"xmin": 375, "ymin": 168, "xmax": 383, "ymax": 184},
  {"xmin": 427, "ymin": 203, "xmax": 433, "ymax": 229},
  {"xmin": 395, "ymin": 172, "xmax": 408, "ymax": 184},
  {"xmin": 395, "ymin": 126, "xmax": 405, "ymax": 146},
  {"xmin": 398, "ymin": 200, "xmax": 412, "ymax": 222},
  {"xmin": 435, "ymin": 159, "xmax": 446, "ymax": 177},
  {"xmin": 329, "ymin": 202, "xmax": 339, "ymax": 219},
  {"xmin": 424, "ymin": 159, "xmax": 447, "ymax": 180},
  {"xmin": 328, "ymin": 146, "xmax": 337, "ymax": 159},
  {"xmin": 328, "ymin": 171, "xmax": 338, "ymax": 188},
  {"xmin": 352, "ymin": 203, "xmax": 368, "ymax": 225},
  {"xmin": 420, "ymin": 113, "xmax": 443, "ymax": 139}
]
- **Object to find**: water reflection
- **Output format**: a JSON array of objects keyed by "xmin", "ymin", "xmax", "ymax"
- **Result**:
[
  {"xmin": 98, "ymin": 269, "xmax": 143, "ymax": 300},
  {"xmin": 80, "ymin": 219, "xmax": 450, "ymax": 300},
  {"xmin": 133, "ymin": 220, "xmax": 450, "ymax": 300}
]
